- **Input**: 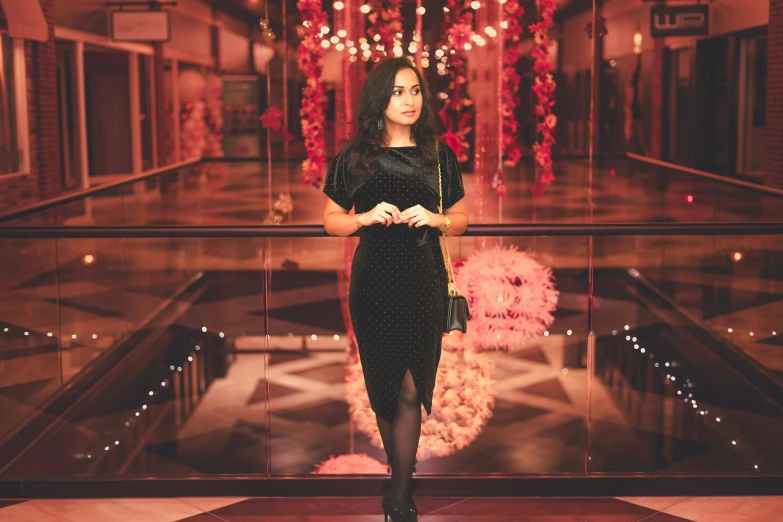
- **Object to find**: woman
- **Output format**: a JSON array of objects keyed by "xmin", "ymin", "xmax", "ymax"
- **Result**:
[{"xmin": 322, "ymin": 57, "xmax": 468, "ymax": 521}]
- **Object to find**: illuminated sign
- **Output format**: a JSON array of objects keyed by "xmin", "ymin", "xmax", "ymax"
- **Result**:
[{"xmin": 651, "ymin": 5, "xmax": 709, "ymax": 38}]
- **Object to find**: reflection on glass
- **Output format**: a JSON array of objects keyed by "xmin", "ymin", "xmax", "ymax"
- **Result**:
[
  {"xmin": 264, "ymin": 236, "xmax": 587, "ymax": 475},
  {"xmin": 591, "ymin": 235, "xmax": 783, "ymax": 473},
  {"xmin": 0, "ymin": 238, "xmax": 61, "ymax": 443}
]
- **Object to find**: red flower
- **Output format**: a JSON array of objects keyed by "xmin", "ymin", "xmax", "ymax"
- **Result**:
[{"xmin": 260, "ymin": 106, "xmax": 284, "ymax": 131}]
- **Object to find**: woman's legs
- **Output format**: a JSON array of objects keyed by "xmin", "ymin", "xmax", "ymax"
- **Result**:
[
  {"xmin": 376, "ymin": 415, "xmax": 394, "ymax": 469},
  {"xmin": 389, "ymin": 369, "xmax": 421, "ymax": 505}
]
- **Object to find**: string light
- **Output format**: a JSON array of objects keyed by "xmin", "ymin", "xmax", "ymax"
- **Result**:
[
  {"xmin": 333, "ymin": 1, "xmax": 344, "ymax": 9},
  {"xmin": 360, "ymin": 4, "xmax": 371, "ymax": 14},
  {"xmin": 619, "ymin": 325, "xmax": 764, "ymax": 471},
  {"xmin": 86, "ymin": 338, "xmax": 209, "ymax": 465}
]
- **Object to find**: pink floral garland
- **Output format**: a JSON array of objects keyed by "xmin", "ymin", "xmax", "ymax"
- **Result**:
[
  {"xmin": 366, "ymin": 0, "xmax": 403, "ymax": 62},
  {"xmin": 491, "ymin": 0, "xmax": 525, "ymax": 198},
  {"xmin": 297, "ymin": 0, "xmax": 329, "ymax": 188},
  {"xmin": 529, "ymin": 0, "xmax": 557, "ymax": 196},
  {"xmin": 437, "ymin": 1, "xmax": 475, "ymax": 163},
  {"xmin": 501, "ymin": 0, "xmax": 524, "ymax": 169}
]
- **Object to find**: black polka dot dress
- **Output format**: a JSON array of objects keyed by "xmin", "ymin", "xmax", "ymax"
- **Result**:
[{"xmin": 323, "ymin": 143, "xmax": 465, "ymax": 423}]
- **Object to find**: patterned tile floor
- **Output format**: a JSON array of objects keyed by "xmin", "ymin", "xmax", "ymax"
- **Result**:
[{"xmin": 1, "ymin": 495, "xmax": 782, "ymax": 521}]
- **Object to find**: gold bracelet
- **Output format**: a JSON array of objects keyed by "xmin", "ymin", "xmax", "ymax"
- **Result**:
[{"xmin": 440, "ymin": 214, "xmax": 451, "ymax": 231}]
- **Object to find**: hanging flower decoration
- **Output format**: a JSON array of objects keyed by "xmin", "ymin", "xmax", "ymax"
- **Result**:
[
  {"xmin": 313, "ymin": 453, "xmax": 389, "ymax": 474},
  {"xmin": 501, "ymin": 0, "xmax": 524, "ymax": 173},
  {"xmin": 585, "ymin": 16, "xmax": 608, "ymax": 39},
  {"xmin": 365, "ymin": 0, "xmax": 404, "ymax": 62},
  {"xmin": 297, "ymin": 0, "xmax": 329, "ymax": 188},
  {"xmin": 260, "ymin": 106, "xmax": 284, "ymax": 131},
  {"xmin": 529, "ymin": 0, "xmax": 558, "ymax": 196},
  {"xmin": 437, "ymin": 1, "xmax": 475, "ymax": 163},
  {"xmin": 456, "ymin": 245, "xmax": 559, "ymax": 351},
  {"xmin": 273, "ymin": 193, "xmax": 294, "ymax": 214},
  {"xmin": 346, "ymin": 336, "xmax": 496, "ymax": 460},
  {"xmin": 260, "ymin": 105, "xmax": 297, "ymax": 141}
]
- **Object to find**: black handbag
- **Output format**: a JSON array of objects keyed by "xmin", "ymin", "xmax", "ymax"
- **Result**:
[{"xmin": 436, "ymin": 143, "xmax": 470, "ymax": 334}]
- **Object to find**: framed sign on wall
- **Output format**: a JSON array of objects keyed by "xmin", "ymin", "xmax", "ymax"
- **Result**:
[
  {"xmin": 111, "ymin": 10, "xmax": 171, "ymax": 42},
  {"xmin": 651, "ymin": 4, "xmax": 709, "ymax": 38}
]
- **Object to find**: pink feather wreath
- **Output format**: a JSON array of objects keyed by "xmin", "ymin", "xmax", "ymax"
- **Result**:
[
  {"xmin": 313, "ymin": 453, "xmax": 389, "ymax": 474},
  {"xmin": 455, "ymin": 245, "xmax": 559, "ymax": 351}
]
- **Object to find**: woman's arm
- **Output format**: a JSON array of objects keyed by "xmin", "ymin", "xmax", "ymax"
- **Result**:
[
  {"xmin": 323, "ymin": 199, "xmax": 362, "ymax": 237},
  {"xmin": 442, "ymin": 198, "xmax": 468, "ymax": 236}
]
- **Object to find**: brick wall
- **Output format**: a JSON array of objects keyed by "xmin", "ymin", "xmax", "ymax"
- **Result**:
[
  {"xmin": 765, "ymin": 0, "xmax": 783, "ymax": 190},
  {"xmin": 0, "ymin": 0, "xmax": 62, "ymax": 214}
]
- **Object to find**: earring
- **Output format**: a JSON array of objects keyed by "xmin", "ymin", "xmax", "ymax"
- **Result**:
[{"xmin": 377, "ymin": 119, "xmax": 384, "ymax": 131}]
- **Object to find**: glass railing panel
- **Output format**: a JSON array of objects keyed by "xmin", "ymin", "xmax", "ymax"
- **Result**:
[
  {"xmin": 589, "ymin": 233, "xmax": 783, "ymax": 474},
  {"xmin": 630, "ymin": 233, "xmax": 783, "ymax": 388},
  {"xmin": 2, "ymin": 236, "xmax": 232, "ymax": 476},
  {"xmin": 0, "ymin": 236, "xmax": 61, "ymax": 444},
  {"xmin": 266, "ymin": 234, "xmax": 589, "ymax": 475}
]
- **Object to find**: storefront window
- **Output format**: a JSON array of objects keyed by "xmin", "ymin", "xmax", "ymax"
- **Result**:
[{"xmin": 0, "ymin": 33, "xmax": 20, "ymax": 175}]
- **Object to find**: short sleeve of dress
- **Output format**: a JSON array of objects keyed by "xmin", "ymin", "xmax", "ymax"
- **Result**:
[
  {"xmin": 323, "ymin": 149, "xmax": 353, "ymax": 210},
  {"xmin": 440, "ymin": 143, "xmax": 466, "ymax": 210}
]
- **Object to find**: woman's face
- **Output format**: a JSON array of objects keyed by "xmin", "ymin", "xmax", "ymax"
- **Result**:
[{"xmin": 383, "ymin": 67, "xmax": 422, "ymax": 128}]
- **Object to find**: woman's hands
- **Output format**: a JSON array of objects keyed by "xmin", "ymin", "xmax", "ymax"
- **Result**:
[
  {"xmin": 400, "ymin": 204, "xmax": 444, "ymax": 229},
  {"xmin": 357, "ymin": 202, "xmax": 403, "ymax": 227},
  {"xmin": 357, "ymin": 203, "xmax": 445, "ymax": 229}
]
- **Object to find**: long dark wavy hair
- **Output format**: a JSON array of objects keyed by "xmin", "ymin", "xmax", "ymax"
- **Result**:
[{"xmin": 345, "ymin": 57, "xmax": 439, "ymax": 175}]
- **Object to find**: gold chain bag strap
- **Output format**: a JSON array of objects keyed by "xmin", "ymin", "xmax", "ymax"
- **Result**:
[{"xmin": 437, "ymin": 142, "xmax": 470, "ymax": 333}]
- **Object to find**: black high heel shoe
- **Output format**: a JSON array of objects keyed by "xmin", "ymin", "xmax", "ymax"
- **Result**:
[
  {"xmin": 382, "ymin": 492, "xmax": 417, "ymax": 522},
  {"xmin": 386, "ymin": 463, "xmax": 417, "ymax": 519}
]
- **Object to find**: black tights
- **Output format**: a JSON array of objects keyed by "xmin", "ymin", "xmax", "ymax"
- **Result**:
[{"xmin": 376, "ymin": 369, "xmax": 421, "ymax": 505}]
